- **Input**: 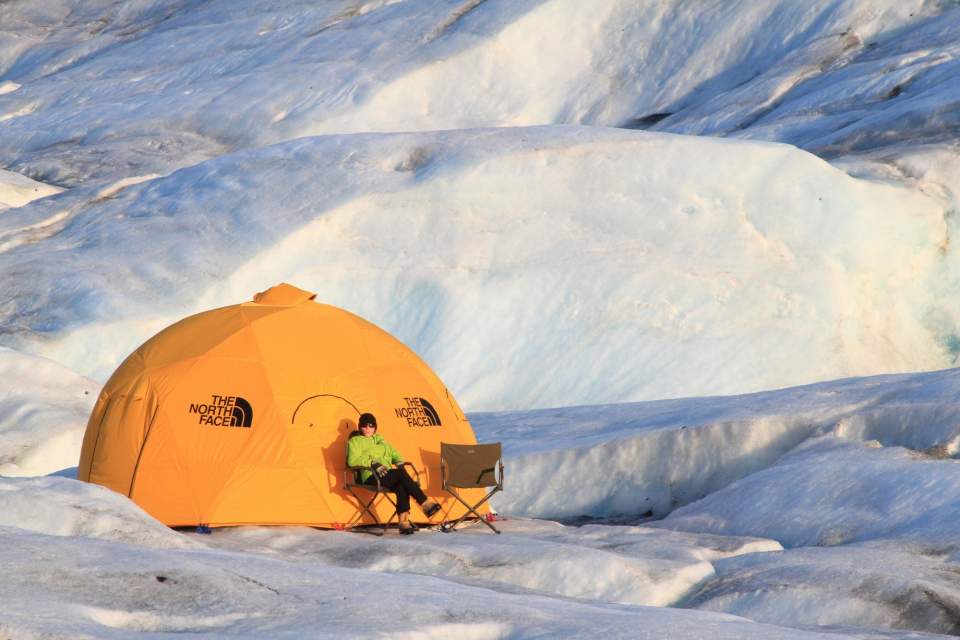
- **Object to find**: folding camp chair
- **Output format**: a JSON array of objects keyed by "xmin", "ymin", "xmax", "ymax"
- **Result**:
[
  {"xmin": 344, "ymin": 431, "xmax": 422, "ymax": 536},
  {"xmin": 440, "ymin": 441, "xmax": 504, "ymax": 534}
]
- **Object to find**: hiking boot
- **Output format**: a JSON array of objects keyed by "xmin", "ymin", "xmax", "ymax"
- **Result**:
[{"xmin": 422, "ymin": 500, "xmax": 441, "ymax": 518}]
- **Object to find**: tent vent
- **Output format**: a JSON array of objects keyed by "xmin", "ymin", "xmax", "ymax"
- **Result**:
[{"xmin": 252, "ymin": 283, "xmax": 317, "ymax": 306}]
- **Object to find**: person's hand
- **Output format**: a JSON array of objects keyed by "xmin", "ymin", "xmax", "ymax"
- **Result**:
[{"xmin": 372, "ymin": 462, "xmax": 389, "ymax": 478}]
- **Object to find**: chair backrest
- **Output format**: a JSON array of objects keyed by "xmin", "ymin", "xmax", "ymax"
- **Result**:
[{"xmin": 441, "ymin": 442, "xmax": 502, "ymax": 488}]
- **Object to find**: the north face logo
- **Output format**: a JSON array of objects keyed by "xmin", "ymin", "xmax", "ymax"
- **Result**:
[
  {"xmin": 189, "ymin": 394, "xmax": 253, "ymax": 427},
  {"xmin": 394, "ymin": 397, "xmax": 441, "ymax": 427}
]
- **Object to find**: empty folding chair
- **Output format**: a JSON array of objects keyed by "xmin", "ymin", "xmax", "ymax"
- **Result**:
[{"xmin": 440, "ymin": 441, "xmax": 504, "ymax": 534}]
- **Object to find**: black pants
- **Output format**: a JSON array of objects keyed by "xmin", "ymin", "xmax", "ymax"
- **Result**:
[{"xmin": 366, "ymin": 467, "xmax": 426, "ymax": 514}]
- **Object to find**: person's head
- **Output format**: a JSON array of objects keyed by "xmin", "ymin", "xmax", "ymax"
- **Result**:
[{"xmin": 358, "ymin": 412, "xmax": 377, "ymax": 435}]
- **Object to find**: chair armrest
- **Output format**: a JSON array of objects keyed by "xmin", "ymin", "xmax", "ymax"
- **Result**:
[
  {"xmin": 345, "ymin": 464, "xmax": 382, "ymax": 490},
  {"xmin": 345, "ymin": 462, "xmax": 422, "ymax": 488},
  {"xmin": 399, "ymin": 461, "xmax": 421, "ymax": 484}
]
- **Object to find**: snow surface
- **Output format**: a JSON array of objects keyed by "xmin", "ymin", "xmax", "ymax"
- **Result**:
[
  {"xmin": 3, "ymin": 346, "xmax": 960, "ymax": 638},
  {"xmin": 0, "ymin": 347, "xmax": 96, "ymax": 476},
  {"xmin": 3, "ymin": 1, "xmax": 960, "ymax": 638},
  {"xmin": 0, "ymin": 168, "xmax": 62, "ymax": 209},
  {"xmin": 0, "ymin": 523, "xmax": 894, "ymax": 640}
]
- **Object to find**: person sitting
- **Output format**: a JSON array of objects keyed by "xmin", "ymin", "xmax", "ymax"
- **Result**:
[{"xmin": 347, "ymin": 412, "xmax": 441, "ymax": 534}]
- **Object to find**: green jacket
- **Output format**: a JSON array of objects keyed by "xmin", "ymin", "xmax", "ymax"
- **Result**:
[{"xmin": 347, "ymin": 433, "xmax": 403, "ymax": 483}]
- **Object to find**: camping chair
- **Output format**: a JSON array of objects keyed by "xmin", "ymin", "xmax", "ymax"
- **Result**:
[
  {"xmin": 440, "ymin": 441, "xmax": 504, "ymax": 534},
  {"xmin": 344, "ymin": 432, "xmax": 422, "ymax": 536}
]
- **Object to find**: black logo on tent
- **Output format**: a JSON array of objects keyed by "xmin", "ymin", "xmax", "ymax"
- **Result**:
[
  {"xmin": 394, "ymin": 397, "xmax": 441, "ymax": 427},
  {"xmin": 189, "ymin": 395, "xmax": 253, "ymax": 427}
]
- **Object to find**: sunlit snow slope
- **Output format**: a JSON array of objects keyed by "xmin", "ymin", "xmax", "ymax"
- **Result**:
[
  {"xmin": 0, "ymin": 127, "xmax": 952, "ymax": 410},
  {"xmin": 2, "ymin": 0, "xmax": 956, "ymax": 181},
  {"xmin": 1, "ymin": 0, "xmax": 959, "ymax": 409}
]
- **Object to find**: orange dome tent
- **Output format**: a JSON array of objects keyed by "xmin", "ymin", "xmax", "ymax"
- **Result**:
[{"xmin": 77, "ymin": 283, "xmax": 486, "ymax": 528}]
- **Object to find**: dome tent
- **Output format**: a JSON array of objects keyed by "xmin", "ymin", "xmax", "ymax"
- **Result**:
[{"xmin": 78, "ymin": 283, "xmax": 485, "ymax": 528}]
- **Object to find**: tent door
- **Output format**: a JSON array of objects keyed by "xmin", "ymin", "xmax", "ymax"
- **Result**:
[{"xmin": 289, "ymin": 394, "xmax": 361, "ymax": 485}]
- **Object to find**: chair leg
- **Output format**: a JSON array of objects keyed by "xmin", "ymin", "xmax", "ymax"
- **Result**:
[
  {"xmin": 443, "ymin": 487, "xmax": 501, "ymax": 534},
  {"xmin": 347, "ymin": 486, "xmax": 399, "ymax": 535},
  {"xmin": 347, "ymin": 486, "xmax": 383, "ymax": 534},
  {"xmin": 382, "ymin": 496, "xmax": 400, "ymax": 532}
]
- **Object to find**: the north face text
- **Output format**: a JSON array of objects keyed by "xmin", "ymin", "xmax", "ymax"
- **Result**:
[
  {"xmin": 394, "ymin": 397, "xmax": 441, "ymax": 427},
  {"xmin": 189, "ymin": 395, "xmax": 253, "ymax": 427}
]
